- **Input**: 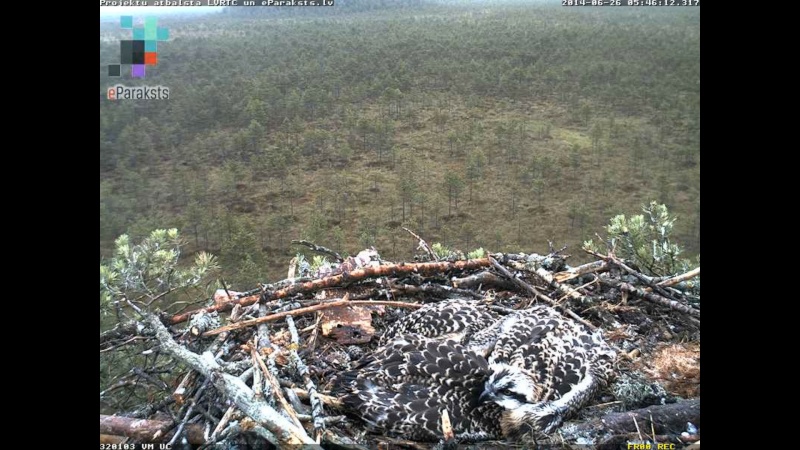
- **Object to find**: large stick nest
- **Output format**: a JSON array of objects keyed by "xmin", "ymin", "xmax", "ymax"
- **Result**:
[{"xmin": 100, "ymin": 245, "xmax": 700, "ymax": 450}]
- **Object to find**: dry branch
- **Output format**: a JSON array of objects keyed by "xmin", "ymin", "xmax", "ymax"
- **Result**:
[
  {"xmin": 286, "ymin": 314, "xmax": 325, "ymax": 442},
  {"xmin": 451, "ymin": 270, "xmax": 516, "ymax": 290},
  {"xmin": 553, "ymin": 260, "xmax": 610, "ymax": 282},
  {"xmin": 203, "ymin": 299, "xmax": 421, "ymax": 337},
  {"xmin": 402, "ymin": 227, "xmax": 438, "ymax": 261},
  {"xmin": 390, "ymin": 281, "xmax": 482, "ymax": 299},
  {"xmin": 101, "ymin": 320, "xmax": 145, "ymax": 348},
  {"xmin": 533, "ymin": 267, "xmax": 586, "ymax": 303},
  {"xmin": 291, "ymin": 239, "xmax": 344, "ymax": 262},
  {"xmin": 606, "ymin": 255, "xmax": 681, "ymax": 302},
  {"xmin": 250, "ymin": 344, "xmax": 305, "ymax": 432},
  {"xmin": 146, "ymin": 314, "xmax": 316, "ymax": 445},
  {"xmin": 171, "ymin": 259, "xmax": 490, "ymax": 325},
  {"xmin": 489, "ymin": 257, "xmax": 597, "ymax": 331},
  {"xmin": 601, "ymin": 277, "xmax": 700, "ymax": 318},
  {"xmin": 655, "ymin": 267, "xmax": 700, "ymax": 288}
]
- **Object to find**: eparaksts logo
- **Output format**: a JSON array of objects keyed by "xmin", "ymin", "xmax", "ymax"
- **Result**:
[{"xmin": 107, "ymin": 85, "xmax": 170, "ymax": 100}]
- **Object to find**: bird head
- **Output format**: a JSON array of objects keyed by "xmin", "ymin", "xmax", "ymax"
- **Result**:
[
  {"xmin": 479, "ymin": 363, "xmax": 565, "ymax": 437},
  {"xmin": 479, "ymin": 363, "xmax": 540, "ymax": 407}
]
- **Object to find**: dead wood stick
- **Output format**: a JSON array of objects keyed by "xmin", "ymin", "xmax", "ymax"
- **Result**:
[
  {"xmin": 451, "ymin": 270, "xmax": 516, "ymax": 290},
  {"xmin": 297, "ymin": 414, "xmax": 346, "ymax": 424},
  {"xmin": 205, "ymin": 300, "xmax": 346, "ymax": 336},
  {"xmin": 390, "ymin": 282, "xmax": 482, "ymax": 299},
  {"xmin": 606, "ymin": 255, "xmax": 682, "ymax": 302},
  {"xmin": 128, "ymin": 397, "xmax": 176, "ymax": 419},
  {"xmin": 146, "ymin": 314, "xmax": 315, "ymax": 445},
  {"xmin": 203, "ymin": 299, "xmax": 421, "ymax": 337},
  {"xmin": 402, "ymin": 227, "xmax": 438, "ymax": 261},
  {"xmin": 171, "ymin": 259, "xmax": 490, "ymax": 325},
  {"xmin": 349, "ymin": 300, "xmax": 423, "ymax": 308},
  {"xmin": 286, "ymin": 314, "xmax": 325, "ymax": 442},
  {"xmin": 256, "ymin": 303, "xmax": 272, "ymax": 353},
  {"xmin": 100, "ymin": 415, "xmax": 207, "ymax": 445},
  {"xmin": 655, "ymin": 267, "xmax": 700, "ymax": 288},
  {"xmin": 291, "ymin": 239, "xmax": 344, "ymax": 262},
  {"xmin": 168, "ymin": 379, "xmax": 210, "ymax": 446},
  {"xmin": 173, "ymin": 371, "xmax": 197, "ymax": 405},
  {"xmin": 533, "ymin": 267, "xmax": 586, "ymax": 303},
  {"xmin": 553, "ymin": 260, "xmax": 610, "ymax": 282},
  {"xmin": 323, "ymin": 430, "xmax": 372, "ymax": 450},
  {"xmin": 567, "ymin": 399, "xmax": 699, "ymax": 436},
  {"xmin": 602, "ymin": 277, "xmax": 700, "ymax": 318},
  {"xmin": 100, "ymin": 336, "xmax": 149, "ymax": 353},
  {"xmin": 100, "ymin": 378, "xmax": 137, "ymax": 398},
  {"xmin": 210, "ymin": 406, "xmax": 235, "ymax": 442},
  {"xmin": 292, "ymin": 388, "xmax": 344, "ymax": 408},
  {"xmin": 489, "ymin": 257, "xmax": 597, "ymax": 331},
  {"xmin": 250, "ymin": 346, "xmax": 305, "ymax": 432},
  {"xmin": 100, "ymin": 320, "xmax": 144, "ymax": 347},
  {"xmin": 252, "ymin": 354, "xmax": 264, "ymax": 401}
]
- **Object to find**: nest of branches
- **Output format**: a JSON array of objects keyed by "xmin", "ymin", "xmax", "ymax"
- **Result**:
[{"xmin": 100, "ymin": 238, "xmax": 700, "ymax": 450}]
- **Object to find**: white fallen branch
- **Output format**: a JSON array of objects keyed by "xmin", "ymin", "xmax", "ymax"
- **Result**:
[{"xmin": 145, "ymin": 314, "xmax": 317, "ymax": 446}]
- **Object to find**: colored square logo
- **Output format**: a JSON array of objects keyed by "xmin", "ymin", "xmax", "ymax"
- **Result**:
[
  {"xmin": 110, "ymin": 16, "xmax": 167, "ymax": 79},
  {"xmin": 145, "ymin": 17, "xmax": 158, "ymax": 40},
  {"xmin": 132, "ymin": 65, "xmax": 145, "ymax": 78}
]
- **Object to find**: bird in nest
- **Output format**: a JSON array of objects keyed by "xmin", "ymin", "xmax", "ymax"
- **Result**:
[{"xmin": 331, "ymin": 299, "xmax": 616, "ymax": 442}]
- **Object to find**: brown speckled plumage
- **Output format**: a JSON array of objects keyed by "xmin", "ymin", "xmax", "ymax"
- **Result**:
[{"xmin": 333, "ymin": 300, "xmax": 616, "ymax": 442}]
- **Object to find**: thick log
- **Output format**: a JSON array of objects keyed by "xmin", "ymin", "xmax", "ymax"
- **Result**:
[
  {"xmin": 99, "ymin": 415, "xmax": 206, "ymax": 445},
  {"xmin": 566, "ymin": 399, "xmax": 700, "ymax": 436},
  {"xmin": 171, "ymin": 258, "xmax": 490, "ymax": 325}
]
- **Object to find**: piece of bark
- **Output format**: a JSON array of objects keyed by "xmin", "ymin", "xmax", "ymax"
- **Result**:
[
  {"xmin": 99, "ymin": 434, "xmax": 126, "ymax": 444},
  {"xmin": 320, "ymin": 305, "xmax": 375, "ymax": 344}
]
